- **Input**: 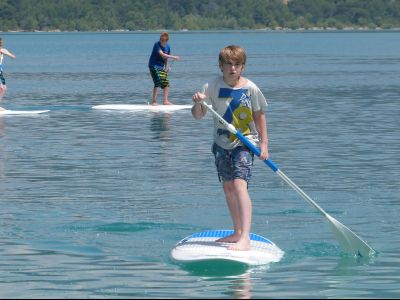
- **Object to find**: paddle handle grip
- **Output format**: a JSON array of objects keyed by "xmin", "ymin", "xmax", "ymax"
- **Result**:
[{"xmin": 235, "ymin": 131, "xmax": 279, "ymax": 172}]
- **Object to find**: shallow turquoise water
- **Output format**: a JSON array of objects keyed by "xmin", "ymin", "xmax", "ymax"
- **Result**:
[{"xmin": 0, "ymin": 31, "xmax": 399, "ymax": 298}]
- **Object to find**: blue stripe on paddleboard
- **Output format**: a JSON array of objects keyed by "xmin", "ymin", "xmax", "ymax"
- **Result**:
[{"xmin": 189, "ymin": 230, "xmax": 273, "ymax": 245}]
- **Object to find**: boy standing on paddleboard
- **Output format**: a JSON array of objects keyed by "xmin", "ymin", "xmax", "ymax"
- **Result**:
[
  {"xmin": 0, "ymin": 37, "xmax": 16, "ymax": 110},
  {"xmin": 148, "ymin": 32, "xmax": 180, "ymax": 106},
  {"xmin": 191, "ymin": 45, "xmax": 269, "ymax": 251}
]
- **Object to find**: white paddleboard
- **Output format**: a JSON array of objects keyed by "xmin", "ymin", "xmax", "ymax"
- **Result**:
[
  {"xmin": 171, "ymin": 230, "xmax": 284, "ymax": 266},
  {"xmin": 0, "ymin": 109, "xmax": 50, "ymax": 115},
  {"xmin": 92, "ymin": 104, "xmax": 192, "ymax": 112}
]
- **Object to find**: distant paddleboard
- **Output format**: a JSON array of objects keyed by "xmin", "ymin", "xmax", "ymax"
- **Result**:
[
  {"xmin": 92, "ymin": 104, "xmax": 192, "ymax": 112},
  {"xmin": 171, "ymin": 230, "xmax": 284, "ymax": 266},
  {"xmin": 0, "ymin": 109, "xmax": 50, "ymax": 115}
]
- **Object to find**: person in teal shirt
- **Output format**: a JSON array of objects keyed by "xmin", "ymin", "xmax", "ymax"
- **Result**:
[{"xmin": 0, "ymin": 37, "xmax": 16, "ymax": 110}]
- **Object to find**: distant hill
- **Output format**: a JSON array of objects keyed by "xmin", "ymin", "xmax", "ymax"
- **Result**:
[{"xmin": 1, "ymin": 0, "xmax": 399, "ymax": 31}]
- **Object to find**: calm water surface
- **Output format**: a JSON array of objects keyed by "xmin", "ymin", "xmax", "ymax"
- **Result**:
[{"xmin": 0, "ymin": 31, "xmax": 399, "ymax": 298}]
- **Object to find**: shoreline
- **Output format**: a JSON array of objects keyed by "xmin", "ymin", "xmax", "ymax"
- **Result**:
[{"xmin": 2, "ymin": 27, "xmax": 400, "ymax": 34}]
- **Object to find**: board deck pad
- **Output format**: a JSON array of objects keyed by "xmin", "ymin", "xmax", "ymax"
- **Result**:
[
  {"xmin": 92, "ymin": 104, "xmax": 192, "ymax": 112},
  {"xmin": 171, "ymin": 230, "xmax": 284, "ymax": 266}
]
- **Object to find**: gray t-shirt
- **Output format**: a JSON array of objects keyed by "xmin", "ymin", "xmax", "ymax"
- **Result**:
[{"xmin": 202, "ymin": 76, "xmax": 268, "ymax": 150}]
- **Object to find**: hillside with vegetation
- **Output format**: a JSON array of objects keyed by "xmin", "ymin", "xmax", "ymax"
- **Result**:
[{"xmin": 1, "ymin": 0, "xmax": 400, "ymax": 31}]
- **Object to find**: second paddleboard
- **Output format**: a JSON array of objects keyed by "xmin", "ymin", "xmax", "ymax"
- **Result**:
[{"xmin": 92, "ymin": 104, "xmax": 192, "ymax": 112}]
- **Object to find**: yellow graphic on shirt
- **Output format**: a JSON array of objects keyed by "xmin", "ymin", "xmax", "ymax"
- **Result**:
[{"xmin": 230, "ymin": 106, "xmax": 253, "ymax": 142}]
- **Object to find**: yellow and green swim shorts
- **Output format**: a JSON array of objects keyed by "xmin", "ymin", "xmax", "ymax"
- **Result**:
[{"xmin": 149, "ymin": 66, "xmax": 169, "ymax": 89}]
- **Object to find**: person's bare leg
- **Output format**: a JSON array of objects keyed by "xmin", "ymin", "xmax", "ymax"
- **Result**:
[
  {"xmin": 0, "ymin": 85, "xmax": 6, "ymax": 110},
  {"xmin": 216, "ymin": 180, "xmax": 242, "ymax": 243},
  {"xmin": 162, "ymin": 86, "xmax": 173, "ymax": 105},
  {"xmin": 228, "ymin": 179, "xmax": 252, "ymax": 251},
  {"xmin": 152, "ymin": 87, "xmax": 159, "ymax": 105}
]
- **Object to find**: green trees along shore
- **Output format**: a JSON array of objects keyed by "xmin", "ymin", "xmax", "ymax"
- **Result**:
[{"xmin": 1, "ymin": 0, "xmax": 400, "ymax": 32}]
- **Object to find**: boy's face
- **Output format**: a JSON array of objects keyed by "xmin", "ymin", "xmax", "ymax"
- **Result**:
[
  {"xmin": 160, "ymin": 37, "xmax": 168, "ymax": 47},
  {"xmin": 220, "ymin": 61, "xmax": 244, "ymax": 79}
]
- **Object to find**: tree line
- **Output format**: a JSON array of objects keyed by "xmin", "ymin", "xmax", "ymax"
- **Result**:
[{"xmin": 1, "ymin": 0, "xmax": 400, "ymax": 32}]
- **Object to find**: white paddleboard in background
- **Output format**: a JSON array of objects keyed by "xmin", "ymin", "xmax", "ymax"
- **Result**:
[
  {"xmin": 92, "ymin": 104, "xmax": 192, "ymax": 112},
  {"xmin": 171, "ymin": 230, "xmax": 284, "ymax": 266},
  {"xmin": 0, "ymin": 110, "xmax": 50, "ymax": 115}
]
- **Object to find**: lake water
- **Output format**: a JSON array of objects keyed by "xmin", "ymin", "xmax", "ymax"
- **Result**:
[{"xmin": 0, "ymin": 31, "xmax": 399, "ymax": 298}]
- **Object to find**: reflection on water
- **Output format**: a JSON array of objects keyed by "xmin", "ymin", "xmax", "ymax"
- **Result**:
[
  {"xmin": 180, "ymin": 260, "xmax": 250, "ymax": 277},
  {"xmin": 150, "ymin": 112, "xmax": 171, "ymax": 142},
  {"xmin": 0, "ymin": 118, "xmax": 6, "ymax": 181},
  {"xmin": 227, "ymin": 273, "xmax": 252, "ymax": 300},
  {"xmin": 0, "ymin": 118, "xmax": 5, "ymax": 137},
  {"xmin": 178, "ymin": 262, "xmax": 276, "ymax": 299},
  {"xmin": 180, "ymin": 260, "xmax": 253, "ymax": 299}
]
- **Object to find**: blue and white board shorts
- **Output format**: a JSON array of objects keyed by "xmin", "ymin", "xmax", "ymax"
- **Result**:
[{"xmin": 212, "ymin": 143, "xmax": 254, "ymax": 183}]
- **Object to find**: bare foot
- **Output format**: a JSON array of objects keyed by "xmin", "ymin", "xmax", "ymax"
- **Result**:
[
  {"xmin": 0, "ymin": 107, "xmax": 4, "ymax": 111},
  {"xmin": 152, "ymin": 102, "xmax": 158, "ymax": 106},
  {"xmin": 216, "ymin": 233, "xmax": 241, "ymax": 244},
  {"xmin": 163, "ymin": 100, "xmax": 173, "ymax": 105},
  {"xmin": 227, "ymin": 238, "xmax": 251, "ymax": 251}
]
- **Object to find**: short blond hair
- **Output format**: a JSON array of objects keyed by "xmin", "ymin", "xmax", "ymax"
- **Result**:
[{"xmin": 219, "ymin": 45, "xmax": 246, "ymax": 66}]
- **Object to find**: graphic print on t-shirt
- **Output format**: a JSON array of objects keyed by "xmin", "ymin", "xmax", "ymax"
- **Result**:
[{"xmin": 218, "ymin": 88, "xmax": 253, "ymax": 142}]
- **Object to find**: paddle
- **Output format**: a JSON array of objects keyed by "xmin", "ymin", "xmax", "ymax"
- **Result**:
[
  {"xmin": 200, "ymin": 101, "xmax": 375, "ymax": 257},
  {"xmin": 164, "ymin": 59, "xmax": 175, "ymax": 73}
]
